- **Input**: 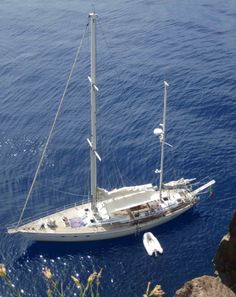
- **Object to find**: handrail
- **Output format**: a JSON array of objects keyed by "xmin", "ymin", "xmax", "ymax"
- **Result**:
[{"xmin": 7, "ymin": 198, "xmax": 91, "ymax": 229}]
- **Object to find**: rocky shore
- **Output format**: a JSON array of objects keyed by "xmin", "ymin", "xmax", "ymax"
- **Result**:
[{"xmin": 173, "ymin": 211, "xmax": 236, "ymax": 297}]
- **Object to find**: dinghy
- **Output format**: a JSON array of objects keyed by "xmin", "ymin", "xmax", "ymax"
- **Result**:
[{"xmin": 143, "ymin": 232, "xmax": 163, "ymax": 256}]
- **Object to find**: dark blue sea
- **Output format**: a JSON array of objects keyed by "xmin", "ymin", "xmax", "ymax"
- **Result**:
[{"xmin": 0, "ymin": 0, "xmax": 236, "ymax": 296}]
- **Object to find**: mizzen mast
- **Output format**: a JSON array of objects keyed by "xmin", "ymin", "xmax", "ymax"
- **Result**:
[{"xmin": 154, "ymin": 81, "xmax": 169, "ymax": 198}]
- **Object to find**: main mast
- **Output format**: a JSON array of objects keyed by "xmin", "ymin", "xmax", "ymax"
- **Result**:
[
  {"xmin": 89, "ymin": 13, "xmax": 98, "ymax": 211},
  {"xmin": 159, "ymin": 81, "xmax": 169, "ymax": 195}
]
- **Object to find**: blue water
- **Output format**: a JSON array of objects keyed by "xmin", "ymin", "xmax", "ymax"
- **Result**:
[{"xmin": 0, "ymin": 0, "xmax": 236, "ymax": 296}]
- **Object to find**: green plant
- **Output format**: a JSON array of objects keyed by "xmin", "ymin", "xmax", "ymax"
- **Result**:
[
  {"xmin": 71, "ymin": 268, "xmax": 102, "ymax": 297},
  {"xmin": 0, "ymin": 263, "xmax": 164, "ymax": 297},
  {"xmin": 42, "ymin": 266, "xmax": 103, "ymax": 297},
  {"xmin": 0, "ymin": 263, "xmax": 23, "ymax": 297},
  {"xmin": 143, "ymin": 281, "xmax": 165, "ymax": 297}
]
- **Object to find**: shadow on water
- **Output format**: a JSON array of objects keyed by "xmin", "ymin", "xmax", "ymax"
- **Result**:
[{"xmin": 19, "ymin": 234, "xmax": 140, "ymax": 261}]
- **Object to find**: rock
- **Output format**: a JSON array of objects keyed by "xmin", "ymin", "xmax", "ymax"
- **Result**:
[
  {"xmin": 173, "ymin": 211, "xmax": 236, "ymax": 297},
  {"xmin": 174, "ymin": 275, "xmax": 235, "ymax": 297},
  {"xmin": 213, "ymin": 210, "xmax": 236, "ymax": 292}
]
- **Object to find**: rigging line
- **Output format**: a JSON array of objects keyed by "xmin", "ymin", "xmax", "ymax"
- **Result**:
[
  {"xmin": 171, "ymin": 147, "xmax": 177, "ymax": 181},
  {"xmin": 16, "ymin": 20, "xmax": 89, "ymax": 228},
  {"xmin": 98, "ymin": 19, "xmax": 128, "ymax": 99},
  {"xmin": 122, "ymin": 174, "xmax": 137, "ymax": 187},
  {"xmin": 112, "ymin": 151, "xmax": 125, "ymax": 187},
  {"xmin": 39, "ymin": 182, "xmax": 88, "ymax": 198}
]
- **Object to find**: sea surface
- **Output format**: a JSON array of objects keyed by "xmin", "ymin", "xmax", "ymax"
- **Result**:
[{"xmin": 0, "ymin": 0, "xmax": 235, "ymax": 296}]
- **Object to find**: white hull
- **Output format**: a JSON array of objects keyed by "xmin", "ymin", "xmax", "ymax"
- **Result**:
[
  {"xmin": 8, "ymin": 180, "xmax": 216, "ymax": 242},
  {"xmin": 143, "ymin": 232, "xmax": 163, "ymax": 256},
  {"xmin": 9, "ymin": 202, "xmax": 193, "ymax": 242}
]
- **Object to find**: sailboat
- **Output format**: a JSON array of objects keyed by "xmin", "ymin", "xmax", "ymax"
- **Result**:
[{"xmin": 7, "ymin": 13, "xmax": 215, "ymax": 242}]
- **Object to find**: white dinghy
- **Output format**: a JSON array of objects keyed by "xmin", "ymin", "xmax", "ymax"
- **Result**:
[
  {"xmin": 7, "ymin": 13, "xmax": 215, "ymax": 242},
  {"xmin": 143, "ymin": 232, "xmax": 163, "ymax": 256}
]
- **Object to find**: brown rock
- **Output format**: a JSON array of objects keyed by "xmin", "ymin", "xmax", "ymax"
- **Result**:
[
  {"xmin": 174, "ymin": 275, "xmax": 235, "ymax": 297},
  {"xmin": 213, "ymin": 210, "xmax": 236, "ymax": 292}
]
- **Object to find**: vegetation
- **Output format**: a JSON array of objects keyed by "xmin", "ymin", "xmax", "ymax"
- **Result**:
[
  {"xmin": 143, "ymin": 282, "xmax": 165, "ymax": 297},
  {"xmin": 0, "ymin": 263, "xmax": 165, "ymax": 297}
]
